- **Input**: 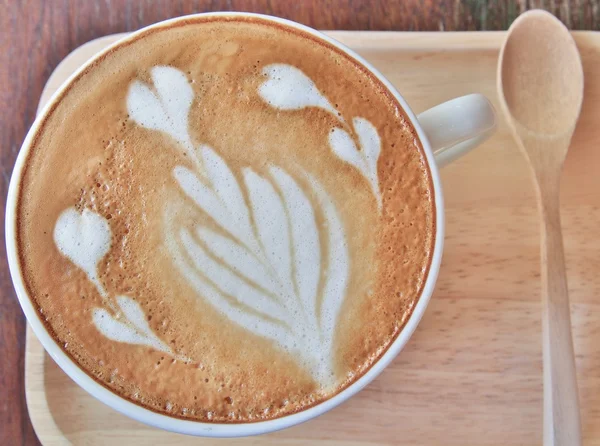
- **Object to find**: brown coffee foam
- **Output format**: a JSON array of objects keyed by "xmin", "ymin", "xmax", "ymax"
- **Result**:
[{"xmin": 16, "ymin": 17, "xmax": 435, "ymax": 422}]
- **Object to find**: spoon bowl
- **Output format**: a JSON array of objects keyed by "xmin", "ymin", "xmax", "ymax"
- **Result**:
[{"xmin": 499, "ymin": 9, "xmax": 583, "ymax": 139}]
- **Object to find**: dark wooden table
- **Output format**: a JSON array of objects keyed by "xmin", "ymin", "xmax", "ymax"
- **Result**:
[{"xmin": 0, "ymin": 1, "xmax": 596, "ymax": 444}]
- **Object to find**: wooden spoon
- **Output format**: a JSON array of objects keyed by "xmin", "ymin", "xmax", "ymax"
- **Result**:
[{"xmin": 497, "ymin": 10, "xmax": 584, "ymax": 446}]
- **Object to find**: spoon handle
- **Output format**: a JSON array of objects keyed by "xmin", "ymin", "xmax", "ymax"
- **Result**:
[{"xmin": 539, "ymin": 185, "xmax": 582, "ymax": 446}]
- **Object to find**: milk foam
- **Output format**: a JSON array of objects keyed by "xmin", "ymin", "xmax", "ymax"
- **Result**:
[
  {"xmin": 54, "ymin": 208, "xmax": 111, "ymax": 297},
  {"xmin": 259, "ymin": 64, "xmax": 340, "ymax": 118},
  {"xmin": 329, "ymin": 118, "xmax": 382, "ymax": 208},
  {"xmin": 21, "ymin": 18, "xmax": 435, "ymax": 422},
  {"xmin": 127, "ymin": 66, "xmax": 204, "ymax": 176},
  {"xmin": 125, "ymin": 64, "xmax": 352, "ymax": 384},
  {"xmin": 259, "ymin": 64, "xmax": 382, "ymax": 208},
  {"xmin": 167, "ymin": 149, "xmax": 349, "ymax": 384},
  {"xmin": 51, "ymin": 64, "xmax": 356, "ymax": 386},
  {"xmin": 93, "ymin": 296, "xmax": 172, "ymax": 354},
  {"xmin": 54, "ymin": 208, "xmax": 175, "ymax": 356}
]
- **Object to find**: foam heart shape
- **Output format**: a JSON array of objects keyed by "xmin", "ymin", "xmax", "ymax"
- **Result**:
[{"xmin": 53, "ymin": 207, "xmax": 111, "ymax": 284}]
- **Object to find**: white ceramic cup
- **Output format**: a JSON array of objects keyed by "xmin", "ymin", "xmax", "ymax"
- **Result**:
[{"xmin": 6, "ymin": 12, "xmax": 495, "ymax": 438}]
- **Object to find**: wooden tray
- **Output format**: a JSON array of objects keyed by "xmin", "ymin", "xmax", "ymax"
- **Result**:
[{"xmin": 25, "ymin": 31, "xmax": 600, "ymax": 445}]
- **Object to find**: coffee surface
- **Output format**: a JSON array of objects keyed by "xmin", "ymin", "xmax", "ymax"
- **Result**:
[{"xmin": 16, "ymin": 17, "xmax": 435, "ymax": 422}]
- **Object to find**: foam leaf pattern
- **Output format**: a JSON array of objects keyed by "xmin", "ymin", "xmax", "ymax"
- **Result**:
[
  {"xmin": 179, "ymin": 229, "xmax": 288, "ymax": 322},
  {"xmin": 269, "ymin": 167, "xmax": 320, "ymax": 322},
  {"xmin": 164, "ymin": 230, "xmax": 292, "ymax": 346},
  {"xmin": 174, "ymin": 165, "xmax": 262, "ymax": 256},
  {"xmin": 243, "ymin": 168, "xmax": 295, "ymax": 298},
  {"xmin": 168, "ymin": 147, "xmax": 349, "ymax": 384},
  {"xmin": 310, "ymin": 175, "xmax": 349, "ymax": 359},
  {"xmin": 195, "ymin": 227, "xmax": 277, "ymax": 293},
  {"xmin": 198, "ymin": 146, "xmax": 261, "ymax": 254}
]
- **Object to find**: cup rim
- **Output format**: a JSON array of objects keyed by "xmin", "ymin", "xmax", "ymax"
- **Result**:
[{"xmin": 5, "ymin": 11, "xmax": 444, "ymax": 437}]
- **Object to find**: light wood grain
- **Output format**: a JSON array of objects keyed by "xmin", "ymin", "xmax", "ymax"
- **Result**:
[
  {"xmin": 498, "ymin": 11, "xmax": 585, "ymax": 445},
  {"xmin": 24, "ymin": 31, "xmax": 600, "ymax": 446}
]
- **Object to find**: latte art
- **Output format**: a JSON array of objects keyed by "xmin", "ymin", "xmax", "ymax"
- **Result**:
[
  {"xmin": 54, "ymin": 208, "xmax": 178, "ymax": 358},
  {"xmin": 53, "ymin": 64, "xmax": 355, "ymax": 384},
  {"xmin": 16, "ymin": 17, "xmax": 435, "ymax": 422},
  {"xmin": 168, "ymin": 160, "xmax": 349, "ymax": 384},
  {"xmin": 259, "ymin": 64, "xmax": 382, "ymax": 208}
]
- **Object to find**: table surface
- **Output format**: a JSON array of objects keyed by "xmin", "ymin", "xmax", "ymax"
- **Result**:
[{"xmin": 0, "ymin": 1, "xmax": 597, "ymax": 444}]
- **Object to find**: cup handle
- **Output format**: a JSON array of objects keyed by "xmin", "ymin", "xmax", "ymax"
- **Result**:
[{"xmin": 416, "ymin": 94, "xmax": 496, "ymax": 168}]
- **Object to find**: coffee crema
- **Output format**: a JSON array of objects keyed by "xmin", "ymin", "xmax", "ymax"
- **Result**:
[{"xmin": 16, "ymin": 16, "xmax": 435, "ymax": 422}]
